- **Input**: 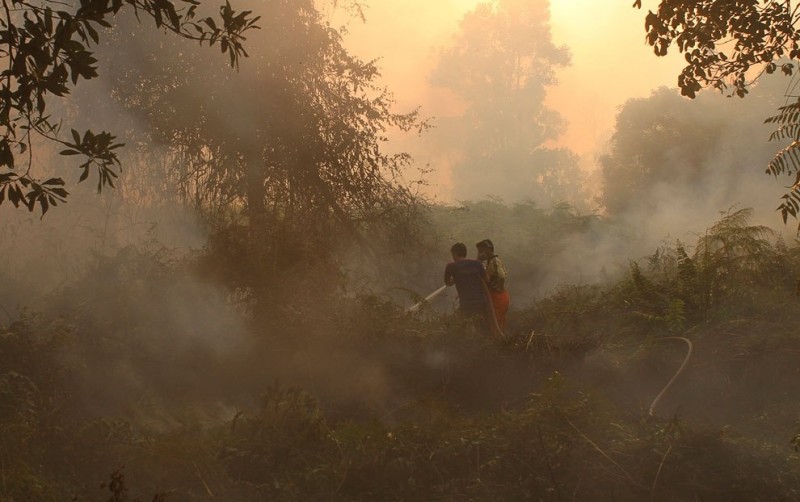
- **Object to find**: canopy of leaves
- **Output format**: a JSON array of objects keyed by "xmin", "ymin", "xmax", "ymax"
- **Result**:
[{"xmin": 635, "ymin": 0, "xmax": 798, "ymax": 99}]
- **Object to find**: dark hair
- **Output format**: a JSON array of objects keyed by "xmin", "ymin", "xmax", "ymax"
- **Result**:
[
  {"xmin": 450, "ymin": 242, "xmax": 467, "ymax": 257},
  {"xmin": 476, "ymin": 239, "xmax": 494, "ymax": 250}
]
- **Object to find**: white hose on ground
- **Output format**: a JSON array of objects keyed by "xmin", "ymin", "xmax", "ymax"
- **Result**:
[
  {"xmin": 406, "ymin": 285, "xmax": 448, "ymax": 312},
  {"xmin": 648, "ymin": 336, "xmax": 693, "ymax": 417}
]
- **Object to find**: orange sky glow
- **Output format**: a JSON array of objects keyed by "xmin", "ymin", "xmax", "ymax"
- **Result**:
[{"xmin": 331, "ymin": 0, "xmax": 688, "ymax": 200}]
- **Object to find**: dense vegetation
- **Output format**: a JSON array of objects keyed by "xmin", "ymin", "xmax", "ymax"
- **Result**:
[{"xmin": 3, "ymin": 205, "xmax": 800, "ymax": 501}]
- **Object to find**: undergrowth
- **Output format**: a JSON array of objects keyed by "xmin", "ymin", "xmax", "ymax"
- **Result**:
[{"xmin": 3, "ymin": 208, "xmax": 800, "ymax": 500}]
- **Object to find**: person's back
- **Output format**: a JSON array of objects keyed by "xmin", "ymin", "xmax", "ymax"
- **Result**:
[
  {"xmin": 444, "ymin": 243, "xmax": 489, "ymax": 320},
  {"xmin": 445, "ymin": 259, "xmax": 486, "ymax": 313}
]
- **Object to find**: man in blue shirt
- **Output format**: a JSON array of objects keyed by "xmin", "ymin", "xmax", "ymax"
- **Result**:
[{"xmin": 444, "ymin": 242, "xmax": 490, "ymax": 331}]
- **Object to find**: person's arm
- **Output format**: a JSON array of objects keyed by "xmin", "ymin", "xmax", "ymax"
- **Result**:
[
  {"xmin": 495, "ymin": 258, "xmax": 507, "ymax": 281},
  {"xmin": 480, "ymin": 259, "xmax": 491, "ymax": 286},
  {"xmin": 487, "ymin": 257, "xmax": 506, "ymax": 290},
  {"xmin": 444, "ymin": 263, "xmax": 455, "ymax": 286}
]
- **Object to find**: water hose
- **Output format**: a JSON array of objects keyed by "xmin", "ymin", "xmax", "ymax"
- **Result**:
[
  {"xmin": 648, "ymin": 336, "xmax": 693, "ymax": 417},
  {"xmin": 407, "ymin": 284, "xmax": 506, "ymax": 339},
  {"xmin": 406, "ymin": 285, "xmax": 448, "ymax": 312}
]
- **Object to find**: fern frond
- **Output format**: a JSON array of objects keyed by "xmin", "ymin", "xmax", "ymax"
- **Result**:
[
  {"xmin": 764, "ymin": 99, "xmax": 800, "ymax": 125},
  {"xmin": 768, "ymin": 123, "xmax": 800, "ymax": 142},
  {"xmin": 766, "ymin": 140, "xmax": 800, "ymax": 177},
  {"xmin": 778, "ymin": 183, "xmax": 800, "ymax": 224}
]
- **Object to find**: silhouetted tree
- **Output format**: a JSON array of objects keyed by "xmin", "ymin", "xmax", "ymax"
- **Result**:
[
  {"xmin": 430, "ymin": 0, "xmax": 580, "ymax": 204},
  {"xmin": 600, "ymin": 85, "xmax": 781, "ymax": 218},
  {"xmin": 99, "ymin": 0, "xmax": 427, "ymax": 307}
]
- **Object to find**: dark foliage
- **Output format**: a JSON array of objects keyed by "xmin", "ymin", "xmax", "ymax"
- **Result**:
[
  {"xmin": 0, "ymin": 0, "xmax": 259, "ymax": 214},
  {"xmin": 3, "ymin": 208, "xmax": 800, "ymax": 500}
]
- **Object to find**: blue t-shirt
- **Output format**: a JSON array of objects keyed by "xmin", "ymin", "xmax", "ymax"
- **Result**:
[{"xmin": 444, "ymin": 259, "xmax": 487, "ymax": 306}]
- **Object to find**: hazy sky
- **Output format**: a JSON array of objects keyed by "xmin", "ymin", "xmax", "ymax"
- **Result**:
[{"xmin": 332, "ymin": 0, "xmax": 688, "ymax": 196}]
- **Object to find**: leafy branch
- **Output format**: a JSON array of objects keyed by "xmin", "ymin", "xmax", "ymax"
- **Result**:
[
  {"xmin": 0, "ymin": 0, "xmax": 259, "ymax": 215},
  {"xmin": 635, "ymin": 0, "xmax": 800, "ymax": 98}
]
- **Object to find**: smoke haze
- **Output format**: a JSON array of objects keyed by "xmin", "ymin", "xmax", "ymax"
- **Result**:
[
  {"xmin": 3, "ymin": 0, "xmax": 796, "ymax": 385},
  {"xmin": 4, "ymin": 2, "xmax": 800, "ymax": 498}
]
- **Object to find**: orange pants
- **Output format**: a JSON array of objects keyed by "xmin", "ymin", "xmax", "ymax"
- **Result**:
[{"xmin": 489, "ymin": 289, "xmax": 510, "ymax": 331}]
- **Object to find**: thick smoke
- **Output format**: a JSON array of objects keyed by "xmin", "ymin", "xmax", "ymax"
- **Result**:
[
  {"xmin": 2, "ymin": 0, "xmax": 798, "ymax": 424},
  {"xmin": 494, "ymin": 78, "xmax": 799, "ymax": 299}
]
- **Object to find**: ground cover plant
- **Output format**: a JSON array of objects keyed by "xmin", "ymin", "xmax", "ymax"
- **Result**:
[{"xmin": 3, "ymin": 207, "xmax": 800, "ymax": 501}]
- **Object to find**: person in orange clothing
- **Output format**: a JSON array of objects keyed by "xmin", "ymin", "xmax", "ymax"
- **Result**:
[{"xmin": 476, "ymin": 239, "xmax": 510, "ymax": 332}]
